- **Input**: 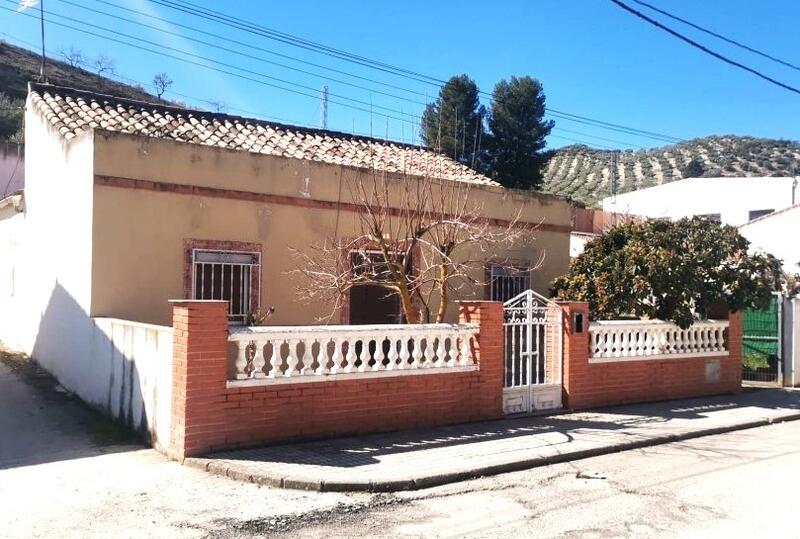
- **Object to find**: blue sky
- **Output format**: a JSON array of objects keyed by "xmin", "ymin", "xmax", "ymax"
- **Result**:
[{"xmin": 2, "ymin": 0, "xmax": 799, "ymax": 150}]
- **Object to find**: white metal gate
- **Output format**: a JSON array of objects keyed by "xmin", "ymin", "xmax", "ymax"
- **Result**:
[{"xmin": 503, "ymin": 290, "xmax": 562, "ymax": 414}]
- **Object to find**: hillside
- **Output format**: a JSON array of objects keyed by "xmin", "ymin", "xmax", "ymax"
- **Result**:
[
  {"xmin": 0, "ymin": 41, "xmax": 161, "ymax": 103},
  {"xmin": 542, "ymin": 135, "xmax": 800, "ymax": 206}
]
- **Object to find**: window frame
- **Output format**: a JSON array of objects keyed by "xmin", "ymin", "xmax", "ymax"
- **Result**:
[
  {"xmin": 487, "ymin": 262, "xmax": 532, "ymax": 302},
  {"xmin": 183, "ymin": 239, "xmax": 262, "ymax": 325},
  {"xmin": 748, "ymin": 209, "xmax": 774, "ymax": 221}
]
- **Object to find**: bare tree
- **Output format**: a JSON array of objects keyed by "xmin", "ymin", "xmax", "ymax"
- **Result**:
[
  {"xmin": 59, "ymin": 46, "xmax": 85, "ymax": 68},
  {"xmin": 152, "ymin": 72, "xmax": 174, "ymax": 98},
  {"xmin": 291, "ymin": 155, "xmax": 541, "ymax": 324},
  {"xmin": 93, "ymin": 54, "xmax": 115, "ymax": 76}
]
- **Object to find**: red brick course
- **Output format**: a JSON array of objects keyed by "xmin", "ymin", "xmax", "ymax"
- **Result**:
[
  {"xmin": 168, "ymin": 300, "xmax": 504, "ymax": 458},
  {"xmin": 95, "ymin": 174, "xmax": 573, "ymax": 234},
  {"xmin": 558, "ymin": 302, "xmax": 742, "ymax": 410}
]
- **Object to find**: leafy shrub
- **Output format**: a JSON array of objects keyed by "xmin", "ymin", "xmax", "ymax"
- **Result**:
[{"xmin": 551, "ymin": 218, "xmax": 783, "ymax": 328}]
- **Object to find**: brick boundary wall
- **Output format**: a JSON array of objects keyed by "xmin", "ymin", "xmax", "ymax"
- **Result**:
[
  {"xmin": 558, "ymin": 302, "xmax": 742, "ymax": 410},
  {"xmin": 168, "ymin": 300, "xmax": 504, "ymax": 459}
]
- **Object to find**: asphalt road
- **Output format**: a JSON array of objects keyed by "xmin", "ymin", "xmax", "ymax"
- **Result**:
[
  {"xmin": 2, "ymin": 353, "xmax": 799, "ymax": 538},
  {"xmin": 284, "ymin": 420, "xmax": 800, "ymax": 539}
]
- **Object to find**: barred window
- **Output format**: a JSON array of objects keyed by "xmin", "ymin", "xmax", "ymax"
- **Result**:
[
  {"xmin": 489, "ymin": 264, "xmax": 531, "ymax": 302},
  {"xmin": 192, "ymin": 249, "xmax": 260, "ymax": 324}
]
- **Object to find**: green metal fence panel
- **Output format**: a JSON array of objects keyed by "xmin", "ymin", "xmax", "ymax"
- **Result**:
[{"xmin": 742, "ymin": 295, "xmax": 780, "ymax": 382}]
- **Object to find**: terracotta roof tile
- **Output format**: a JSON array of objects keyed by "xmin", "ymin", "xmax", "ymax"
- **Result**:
[{"xmin": 29, "ymin": 84, "xmax": 499, "ymax": 187}]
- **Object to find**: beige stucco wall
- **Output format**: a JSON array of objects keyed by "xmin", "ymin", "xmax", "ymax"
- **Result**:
[{"xmin": 90, "ymin": 131, "xmax": 571, "ymax": 326}]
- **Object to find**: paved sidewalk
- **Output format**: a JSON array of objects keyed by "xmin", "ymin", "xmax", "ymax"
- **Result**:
[{"xmin": 187, "ymin": 388, "xmax": 800, "ymax": 492}]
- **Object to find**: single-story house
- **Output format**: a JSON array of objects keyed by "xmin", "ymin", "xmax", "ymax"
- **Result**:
[
  {"xmin": 0, "ymin": 83, "xmax": 572, "ymax": 375},
  {"xmin": 1, "ymin": 86, "xmax": 750, "ymax": 450}
]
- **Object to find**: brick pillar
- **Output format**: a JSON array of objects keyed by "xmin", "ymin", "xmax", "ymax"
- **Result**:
[
  {"xmin": 458, "ymin": 301, "xmax": 504, "ymax": 420},
  {"xmin": 727, "ymin": 310, "xmax": 743, "ymax": 391},
  {"xmin": 557, "ymin": 301, "xmax": 591, "ymax": 410},
  {"xmin": 169, "ymin": 300, "xmax": 229, "ymax": 460}
]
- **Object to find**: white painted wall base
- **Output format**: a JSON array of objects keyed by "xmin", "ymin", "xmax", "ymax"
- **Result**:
[
  {"xmin": 92, "ymin": 318, "xmax": 173, "ymax": 447},
  {"xmin": 503, "ymin": 383, "xmax": 563, "ymax": 414},
  {"xmin": 783, "ymin": 298, "xmax": 800, "ymax": 387}
]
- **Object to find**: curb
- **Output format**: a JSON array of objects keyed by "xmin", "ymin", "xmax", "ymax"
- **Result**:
[{"xmin": 185, "ymin": 411, "xmax": 800, "ymax": 493}]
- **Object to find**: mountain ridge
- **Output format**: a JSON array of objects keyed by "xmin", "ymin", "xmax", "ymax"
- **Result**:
[{"xmin": 542, "ymin": 135, "xmax": 800, "ymax": 206}]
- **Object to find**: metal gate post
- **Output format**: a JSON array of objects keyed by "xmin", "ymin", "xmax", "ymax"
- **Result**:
[
  {"xmin": 557, "ymin": 305, "xmax": 563, "ymax": 385},
  {"xmin": 777, "ymin": 292, "xmax": 783, "ymax": 386},
  {"xmin": 526, "ymin": 291, "xmax": 533, "ymax": 413}
]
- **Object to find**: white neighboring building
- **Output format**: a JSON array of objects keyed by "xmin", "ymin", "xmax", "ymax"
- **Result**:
[
  {"xmin": 602, "ymin": 177, "xmax": 799, "ymax": 226},
  {"xmin": 739, "ymin": 203, "xmax": 800, "ymax": 274},
  {"xmin": 739, "ymin": 205, "xmax": 800, "ymax": 388}
]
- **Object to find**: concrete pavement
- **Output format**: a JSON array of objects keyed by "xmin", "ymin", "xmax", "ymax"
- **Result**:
[{"xmin": 189, "ymin": 388, "xmax": 800, "ymax": 492}]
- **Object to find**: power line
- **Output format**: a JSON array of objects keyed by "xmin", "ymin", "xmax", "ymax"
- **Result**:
[
  {"xmin": 51, "ymin": 4, "xmax": 418, "ymax": 120},
  {"xmin": 138, "ymin": 0, "xmax": 683, "ymax": 143},
  {"xmin": 609, "ymin": 0, "xmax": 800, "ymax": 96},
  {"xmin": 630, "ymin": 0, "xmax": 800, "ymax": 73},
  {"xmin": 7, "ymin": 2, "xmax": 675, "ymax": 150},
  {"xmin": 1, "ymin": 31, "xmax": 309, "ymax": 125},
  {"xmin": 2, "ymin": 6, "xmax": 680, "ymax": 149},
  {"xmin": 68, "ymin": 0, "xmax": 431, "ymax": 107},
  {"xmin": 1, "ymin": 31, "xmax": 41, "ymax": 50},
  {"xmin": 2, "ymin": 3, "xmax": 421, "ymax": 125},
  {"xmin": 87, "ymin": 0, "xmax": 430, "ymax": 99},
  {"xmin": 549, "ymin": 134, "xmax": 617, "ymax": 151},
  {"xmin": 1, "ymin": 32, "xmax": 425, "ymax": 144},
  {"xmin": 148, "ymin": 0, "xmax": 443, "ymax": 87},
  {"xmin": 3, "ymin": 22, "xmax": 616, "ymax": 152},
  {"xmin": 81, "ymin": 0, "xmax": 682, "ymax": 144},
  {"xmin": 9, "ymin": 29, "xmax": 632, "ymax": 154},
  {"xmin": 553, "ymin": 127, "xmax": 641, "ymax": 149},
  {"xmin": 544, "ymin": 108, "xmax": 679, "ymax": 143}
]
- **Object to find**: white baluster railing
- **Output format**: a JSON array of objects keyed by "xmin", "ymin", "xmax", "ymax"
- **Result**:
[
  {"xmin": 589, "ymin": 320, "xmax": 729, "ymax": 362},
  {"xmin": 229, "ymin": 323, "xmax": 480, "ymax": 383}
]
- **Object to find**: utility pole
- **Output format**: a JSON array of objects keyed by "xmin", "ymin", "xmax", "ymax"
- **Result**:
[
  {"xmin": 39, "ymin": 0, "xmax": 45, "ymax": 80},
  {"xmin": 17, "ymin": 0, "xmax": 45, "ymax": 80},
  {"xmin": 319, "ymin": 85, "xmax": 328, "ymax": 129},
  {"xmin": 610, "ymin": 150, "xmax": 619, "ymax": 201}
]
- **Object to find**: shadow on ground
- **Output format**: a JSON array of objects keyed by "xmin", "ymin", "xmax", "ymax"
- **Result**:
[
  {"xmin": 0, "ymin": 349, "xmax": 143, "ymax": 470},
  {"xmin": 208, "ymin": 389, "xmax": 800, "ymax": 469}
]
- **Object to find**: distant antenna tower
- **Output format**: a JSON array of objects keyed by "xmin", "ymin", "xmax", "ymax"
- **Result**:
[
  {"xmin": 319, "ymin": 85, "xmax": 329, "ymax": 129},
  {"xmin": 610, "ymin": 150, "xmax": 620, "ymax": 203}
]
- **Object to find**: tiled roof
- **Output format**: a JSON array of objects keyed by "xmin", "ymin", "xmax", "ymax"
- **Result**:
[{"xmin": 29, "ymin": 84, "xmax": 499, "ymax": 186}]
